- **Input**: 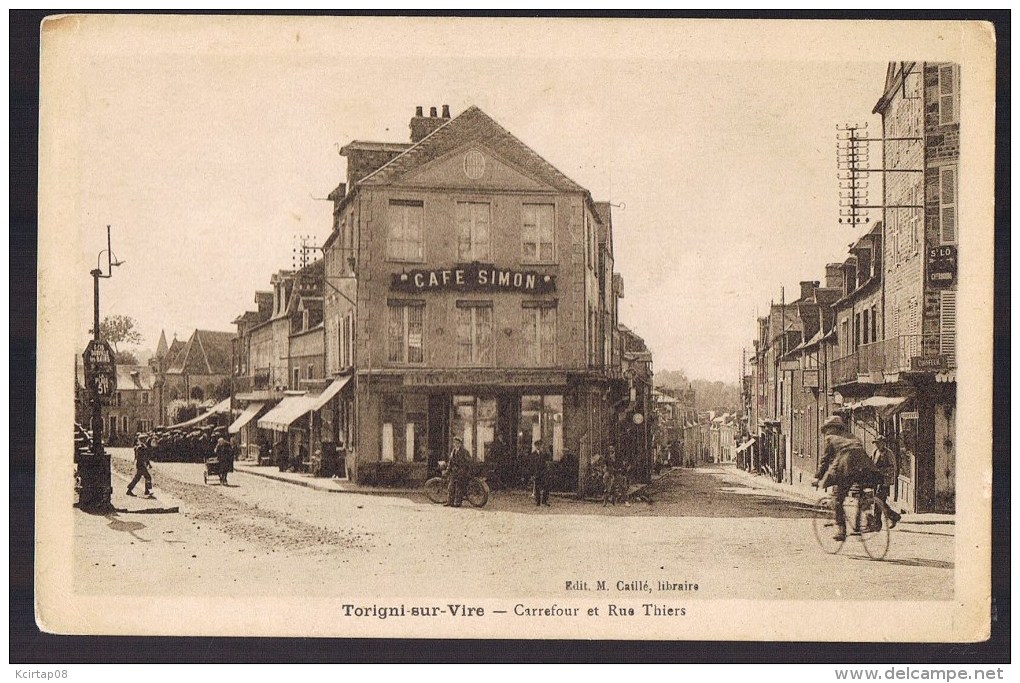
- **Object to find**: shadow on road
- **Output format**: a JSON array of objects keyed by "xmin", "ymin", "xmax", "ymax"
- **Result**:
[{"xmin": 848, "ymin": 555, "xmax": 954, "ymax": 569}]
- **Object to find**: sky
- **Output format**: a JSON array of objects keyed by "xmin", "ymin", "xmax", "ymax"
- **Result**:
[{"xmin": 63, "ymin": 17, "xmax": 890, "ymax": 382}]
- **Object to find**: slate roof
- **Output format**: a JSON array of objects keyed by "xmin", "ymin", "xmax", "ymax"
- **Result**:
[
  {"xmin": 167, "ymin": 329, "xmax": 234, "ymax": 375},
  {"xmin": 359, "ymin": 106, "xmax": 587, "ymax": 194}
]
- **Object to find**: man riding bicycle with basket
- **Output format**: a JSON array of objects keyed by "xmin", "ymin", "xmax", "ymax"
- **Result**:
[{"xmin": 812, "ymin": 415, "xmax": 893, "ymax": 542}]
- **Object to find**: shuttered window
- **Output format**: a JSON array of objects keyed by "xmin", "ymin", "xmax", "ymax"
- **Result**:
[
  {"xmin": 388, "ymin": 303, "xmax": 424, "ymax": 364},
  {"xmin": 457, "ymin": 202, "xmax": 491, "ymax": 261},
  {"xmin": 940, "ymin": 291, "xmax": 957, "ymax": 361},
  {"xmin": 940, "ymin": 166, "xmax": 958, "ymax": 244},
  {"xmin": 387, "ymin": 200, "xmax": 424, "ymax": 261},
  {"xmin": 938, "ymin": 65, "xmax": 958, "ymax": 125},
  {"xmin": 456, "ymin": 303, "xmax": 493, "ymax": 366}
]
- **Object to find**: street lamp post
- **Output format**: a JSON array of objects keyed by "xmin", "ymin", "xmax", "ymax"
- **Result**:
[{"xmin": 78, "ymin": 226, "xmax": 123, "ymax": 512}]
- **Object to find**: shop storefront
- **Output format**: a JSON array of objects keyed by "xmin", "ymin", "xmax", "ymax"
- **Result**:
[{"xmin": 353, "ymin": 370, "xmax": 616, "ymax": 492}]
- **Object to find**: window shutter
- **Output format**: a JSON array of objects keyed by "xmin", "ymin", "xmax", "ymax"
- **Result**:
[
  {"xmin": 939, "ymin": 291, "xmax": 957, "ymax": 361},
  {"xmin": 940, "ymin": 166, "xmax": 957, "ymax": 243},
  {"xmin": 939, "ymin": 65, "xmax": 956, "ymax": 125}
]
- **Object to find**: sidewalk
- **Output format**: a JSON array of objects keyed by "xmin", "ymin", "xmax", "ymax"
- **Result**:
[
  {"xmin": 233, "ymin": 461, "xmax": 422, "ymax": 496},
  {"xmin": 719, "ymin": 463, "xmax": 955, "ymax": 525}
]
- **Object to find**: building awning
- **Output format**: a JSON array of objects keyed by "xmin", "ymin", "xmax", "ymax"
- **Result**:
[
  {"xmin": 228, "ymin": 402, "xmax": 264, "ymax": 434},
  {"xmin": 308, "ymin": 375, "xmax": 352, "ymax": 412},
  {"xmin": 257, "ymin": 394, "xmax": 316, "ymax": 432},
  {"xmin": 166, "ymin": 398, "xmax": 231, "ymax": 429},
  {"xmin": 735, "ymin": 439, "xmax": 755, "ymax": 454}
]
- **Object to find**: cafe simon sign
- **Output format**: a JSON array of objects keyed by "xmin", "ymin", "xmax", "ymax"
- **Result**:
[{"xmin": 391, "ymin": 264, "xmax": 556, "ymax": 295}]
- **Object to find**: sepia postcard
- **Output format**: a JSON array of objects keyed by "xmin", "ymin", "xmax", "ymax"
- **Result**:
[{"xmin": 35, "ymin": 15, "xmax": 997, "ymax": 642}]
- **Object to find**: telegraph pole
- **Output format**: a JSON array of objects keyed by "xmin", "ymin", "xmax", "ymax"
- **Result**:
[{"xmin": 78, "ymin": 226, "xmax": 122, "ymax": 512}]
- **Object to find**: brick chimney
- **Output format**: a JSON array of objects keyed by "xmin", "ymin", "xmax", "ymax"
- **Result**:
[
  {"xmin": 410, "ymin": 104, "xmax": 451, "ymax": 143},
  {"xmin": 825, "ymin": 263, "xmax": 844, "ymax": 291},
  {"xmin": 799, "ymin": 280, "xmax": 820, "ymax": 302}
]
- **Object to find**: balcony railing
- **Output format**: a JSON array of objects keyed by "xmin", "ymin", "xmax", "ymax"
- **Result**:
[{"xmin": 830, "ymin": 334, "xmax": 955, "ymax": 385}]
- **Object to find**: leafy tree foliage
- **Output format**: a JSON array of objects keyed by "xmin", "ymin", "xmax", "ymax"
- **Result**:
[{"xmin": 98, "ymin": 314, "xmax": 143, "ymax": 353}]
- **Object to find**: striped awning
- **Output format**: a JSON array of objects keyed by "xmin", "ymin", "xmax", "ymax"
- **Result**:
[
  {"xmin": 228, "ymin": 402, "xmax": 264, "ymax": 434},
  {"xmin": 166, "ymin": 398, "xmax": 231, "ymax": 429},
  {"xmin": 257, "ymin": 394, "xmax": 316, "ymax": 432}
]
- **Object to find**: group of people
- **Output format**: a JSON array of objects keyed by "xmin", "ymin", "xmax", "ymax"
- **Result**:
[
  {"xmin": 594, "ymin": 445, "xmax": 632, "ymax": 507},
  {"xmin": 813, "ymin": 415, "xmax": 903, "ymax": 541},
  {"xmin": 441, "ymin": 436, "xmax": 557, "ymax": 508},
  {"xmin": 137, "ymin": 423, "xmax": 229, "ymax": 463}
]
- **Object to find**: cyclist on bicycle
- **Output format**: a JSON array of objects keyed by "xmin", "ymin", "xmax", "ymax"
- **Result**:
[{"xmin": 812, "ymin": 415, "xmax": 887, "ymax": 541}]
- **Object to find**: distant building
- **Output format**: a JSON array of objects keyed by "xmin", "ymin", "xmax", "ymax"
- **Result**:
[{"xmin": 76, "ymin": 361, "xmax": 158, "ymax": 446}]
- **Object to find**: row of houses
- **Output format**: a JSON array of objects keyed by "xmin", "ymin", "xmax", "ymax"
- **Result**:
[
  {"xmin": 742, "ymin": 62, "xmax": 959, "ymax": 514},
  {"xmin": 226, "ymin": 104, "xmax": 655, "ymax": 495},
  {"xmin": 652, "ymin": 388, "xmax": 737, "ymax": 467}
]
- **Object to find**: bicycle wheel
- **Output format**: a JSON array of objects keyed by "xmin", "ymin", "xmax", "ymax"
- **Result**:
[
  {"xmin": 423, "ymin": 477, "xmax": 447, "ymax": 504},
  {"xmin": 857, "ymin": 498, "xmax": 890, "ymax": 560},
  {"xmin": 811, "ymin": 495, "xmax": 845, "ymax": 554},
  {"xmin": 465, "ymin": 478, "xmax": 490, "ymax": 508}
]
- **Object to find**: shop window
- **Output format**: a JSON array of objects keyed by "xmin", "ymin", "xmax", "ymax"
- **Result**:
[
  {"xmin": 456, "ymin": 302, "xmax": 493, "ymax": 366},
  {"xmin": 381, "ymin": 423, "xmax": 395, "ymax": 462},
  {"xmin": 457, "ymin": 202, "xmax": 491, "ymax": 262},
  {"xmin": 451, "ymin": 395, "xmax": 497, "ymax": 461},
  {"xmin": 387, "ymin": 200, "xmax": 424, "ymax": 262},
  {"xmin": 522, "ymin": 304, "xmax": 556, "ymax": 365},
  {"xmin": 521, "ymin": 395, "xmax": 564, "ymax": 460},
  {"xmin": 406, "ymin": 413, "xmax": 427, "ymax": 462},
  {"xmin": 388, "ymin": 302, "xmax": 425, "ymax": 364},
  {"xmin": 109, "ymin": 415, "xmax": 118, "ymax": 436},
  {"xmin": 121, "ymin": 415, "xmax": 129, "ymax": 434},
  {"xmin": 522, "ymin": 203, "xmax": 555, "ymax": 263}
]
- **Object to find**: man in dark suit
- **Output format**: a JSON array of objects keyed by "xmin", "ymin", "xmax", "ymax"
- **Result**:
[
  {"xmin": 445, "ymin": 436, "xmax": 472, "ymax": 507},
  {"xmin": 530, "ymin": 439, "xmax": 552, "ymax": 507}
]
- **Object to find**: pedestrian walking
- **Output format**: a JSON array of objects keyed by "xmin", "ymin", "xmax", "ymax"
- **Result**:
[
  {"xmin": 127, "ymin": 435, "xmax": 153, "ymax": 497},
  {"xmin": 871, "ymin": 434, "xmax": 903, "ymax": 528},
  {"xmin": 601, "ymin": 445, "xmax": 619, "ymax": 506},
  {"xmin": 530, "ymin": 439, "xmax": 552, "ymax": 507},
  {"xmin": 214, "ymin": 436, "xmax": 233, "ymax": 485},
  {"xmin": 445, "ymin": 436, "xmax": 472, "ymax": 508}
]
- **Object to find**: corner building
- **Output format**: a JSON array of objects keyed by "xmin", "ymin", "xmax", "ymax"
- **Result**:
[{"xmin": 324, "ymin": 106, "xmax": 626, "ymax": 491}]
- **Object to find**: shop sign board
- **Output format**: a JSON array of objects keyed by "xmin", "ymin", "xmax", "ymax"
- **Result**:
[
  {"xmin": 911, "ymin": 354, "xmax": 948, "ymax": 372},
  {"xmin": 927, "ymin": 245, "xmax": 957, "ymax": 286},
  {"xmin": 391, "ymin": 263, "xmax": 556, "ymax": 295},
  {"xmin": 802, "ymin": 368, "xmax": 819, "ymax": 388},
  {"xmin": 403, "ymin": 369, "xmax": 567, "ymax": 387}
]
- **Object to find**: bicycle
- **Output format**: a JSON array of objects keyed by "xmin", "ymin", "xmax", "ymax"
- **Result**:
[
  {"xmin": 423, "ymin": 462, "xmax": 490, "ymax": 508},
  {"xmin": 811, "ymin": 484, "xmax": 891, "ymax": 560}
]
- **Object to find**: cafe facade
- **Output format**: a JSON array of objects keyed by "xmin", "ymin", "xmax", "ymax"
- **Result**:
[{"xmin": 323, "ymin": 105, "xmax": 632, "ymax": 492}]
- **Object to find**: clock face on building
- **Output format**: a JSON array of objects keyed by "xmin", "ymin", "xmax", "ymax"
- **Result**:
[{"xmin": 463, "ymin": 150, "xmax": 486, "ymax": 179}]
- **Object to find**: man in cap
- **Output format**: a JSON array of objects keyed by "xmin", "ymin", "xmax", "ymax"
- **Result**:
[
  {"xmin": 127, "ymin": 434, "xmax": 153, "ymax": 497},
  {"xmin": 530, "ymin": 439, "xmax": 552, "ymax": 507},
  {"xmin": 812, "ymin": 415, "xmax": 886, "ymax": 541},
  {"xmin": 871, "ymin": 434, "xmax": 903, "ymax": 528},
  {"xmin": 445, "ymin": 436, "xmax": 472, "ymax": 507}
]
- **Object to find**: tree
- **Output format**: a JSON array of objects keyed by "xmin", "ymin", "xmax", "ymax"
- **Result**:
[
  {"xmin": 114, "ymin": 350, "xmax": 139, "ymax": 365},
  {"xmin": 98, "ymin": 314, "xmax": 143, "ymax": 354}
]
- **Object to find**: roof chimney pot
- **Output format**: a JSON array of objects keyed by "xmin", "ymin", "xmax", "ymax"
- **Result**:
[
  {"xmin": 441, "ymin": 104, "xmax": 451, "ymax": 118},
  {"xmin": 429, "ymin": 106, "xmax": 438, "ymax": 117},
  {"xmin": 415, "ymin": 105, "xmax": 423, "ymax": 117}
]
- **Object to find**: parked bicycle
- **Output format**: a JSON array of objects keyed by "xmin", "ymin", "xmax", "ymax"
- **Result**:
[
  {"xmin": 423, "ymin": 461, "xmax": 490, "ymax": 508},
  {"xmin": 811, "ymin": 484, "xmax": 891, "ymax": 560}
]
